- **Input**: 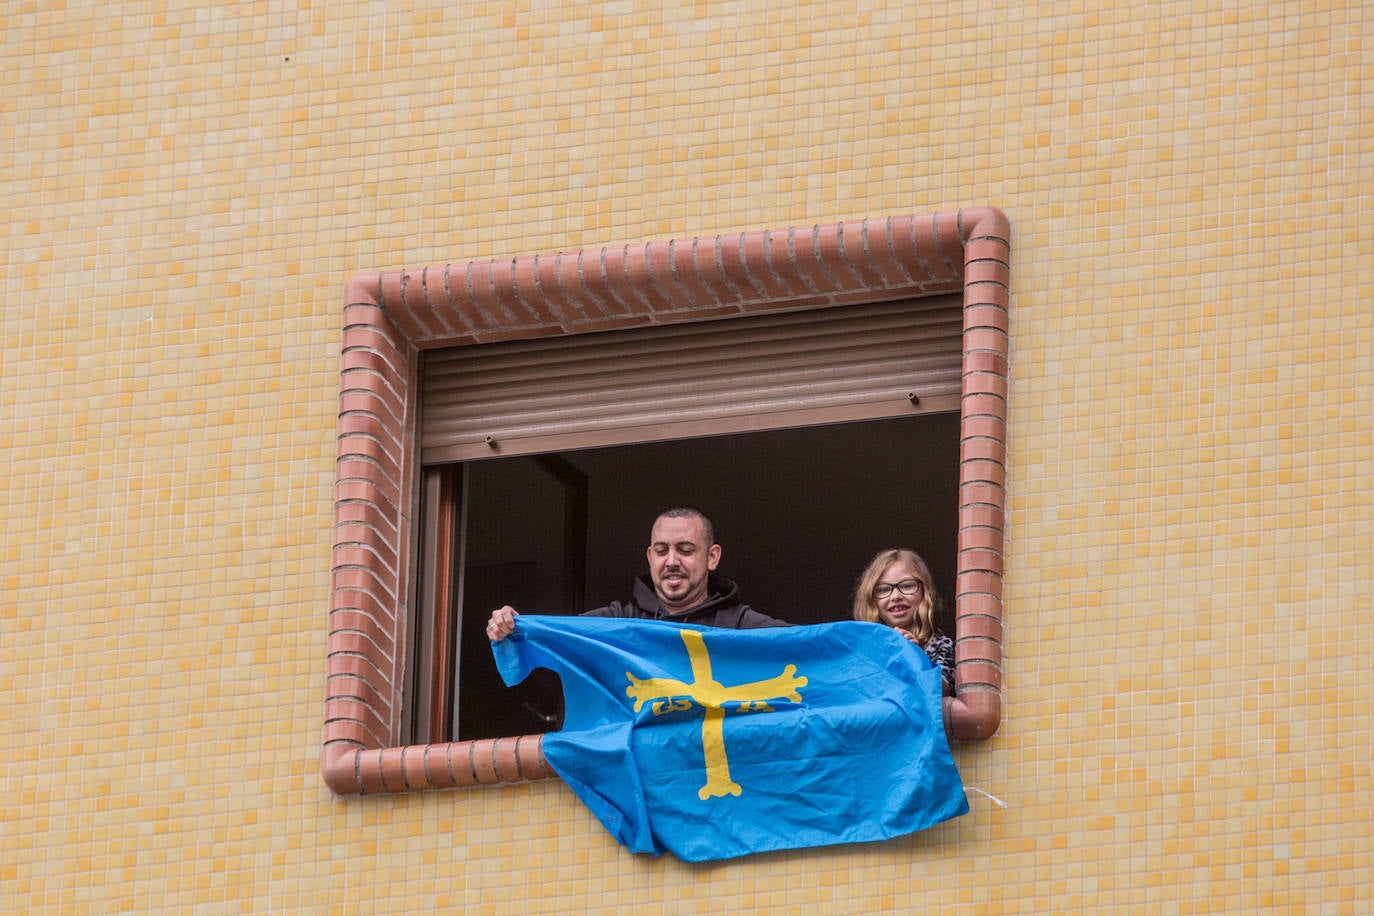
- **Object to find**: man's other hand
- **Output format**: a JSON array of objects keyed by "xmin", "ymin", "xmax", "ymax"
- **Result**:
[{"xmin": 487, "ymin": 605, "xmax": 519, "ymax": 641}]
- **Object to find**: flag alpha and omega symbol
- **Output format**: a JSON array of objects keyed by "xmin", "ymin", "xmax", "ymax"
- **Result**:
[{"xmin": 625, "ymin": 629, "xmax": 808, "ymax": 800}]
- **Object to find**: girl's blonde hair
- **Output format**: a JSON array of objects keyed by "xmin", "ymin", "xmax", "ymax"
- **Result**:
[{"xmin": 851, "ymin": 548, "xmax": 939, "ymax": 647}]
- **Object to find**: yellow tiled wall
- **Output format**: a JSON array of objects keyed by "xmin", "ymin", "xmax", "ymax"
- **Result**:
[{"xmin": 3, "ymin": 2, "xmax": 1369, "ymax": 912}]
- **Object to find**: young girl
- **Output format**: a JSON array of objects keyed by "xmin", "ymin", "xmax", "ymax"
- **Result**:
[{"xmin": 852, "ymin": 548, "xmax": 954, "ymax": 695}]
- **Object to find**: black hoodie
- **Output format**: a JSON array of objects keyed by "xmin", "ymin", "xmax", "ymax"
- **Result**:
[{"xmin": 582, "ymin": 573, "xmax": 789, "ymax": 628}]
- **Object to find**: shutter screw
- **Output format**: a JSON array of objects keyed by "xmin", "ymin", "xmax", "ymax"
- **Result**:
[
  {"xmin": 485, "ymin": 436, "xmax": 498, "ymax": 449},
  {"xmin": 907, "ymin": 392, "xmax": 920, "ymax": 406}
]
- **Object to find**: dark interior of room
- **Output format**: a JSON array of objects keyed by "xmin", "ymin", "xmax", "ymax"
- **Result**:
[{"xmin": 454, "ymin": 410, "xmax": 960, "ymax": 740}]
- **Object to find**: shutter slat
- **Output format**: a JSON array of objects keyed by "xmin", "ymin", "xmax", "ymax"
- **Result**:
[
  {"xmin": 421, "ymin": 296, "xmax": 963, "ymax": 462},
  {"xmin": 425, "ymin": 308, "xmax": 959, "ymax": 386}
]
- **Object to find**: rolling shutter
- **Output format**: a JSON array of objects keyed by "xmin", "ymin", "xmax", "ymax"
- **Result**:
[{"xmin": 420, "ymin": 295, "xmax": 962, "ymax": 464}]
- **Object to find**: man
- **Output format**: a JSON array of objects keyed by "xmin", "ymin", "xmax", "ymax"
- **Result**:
[{"xmin": 486, "ymin": 507, "xmax": 788, "ymax": 640}]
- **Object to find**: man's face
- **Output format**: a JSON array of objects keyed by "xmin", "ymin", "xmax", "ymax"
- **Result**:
[{"xmin": 646, "ymin": 514, "xmax": 721, "ymax": 612}]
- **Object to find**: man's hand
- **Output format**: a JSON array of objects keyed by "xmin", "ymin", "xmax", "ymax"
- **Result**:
[{"xmin": 487, "ymin": 605, "xmax": 519, "ymax": 641}]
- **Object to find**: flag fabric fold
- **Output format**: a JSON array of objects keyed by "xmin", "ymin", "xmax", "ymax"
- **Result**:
[{"xmin": 492, "ymin": 615, "xmax": 968, "ymax": 862}]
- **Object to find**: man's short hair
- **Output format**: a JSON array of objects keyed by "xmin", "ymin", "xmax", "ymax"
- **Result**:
[{"xmin": 655, "ymin": 507, "xmax": 715, "ymax": 546}]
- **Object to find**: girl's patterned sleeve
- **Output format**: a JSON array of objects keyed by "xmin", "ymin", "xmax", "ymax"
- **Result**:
[{"xmin": 925, "ymin": 631, "xmax": 955, "ymax": 695}]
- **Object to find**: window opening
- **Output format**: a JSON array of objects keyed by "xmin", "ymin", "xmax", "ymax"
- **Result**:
[{"xmin": 419, "ymin": 412, "xmax": 959, "ymax": 743}]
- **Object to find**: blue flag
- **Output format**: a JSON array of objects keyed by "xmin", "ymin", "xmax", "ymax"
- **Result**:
[{"xmin": 492, "ymin": 616, "xmax": 968, "ymax": 861}]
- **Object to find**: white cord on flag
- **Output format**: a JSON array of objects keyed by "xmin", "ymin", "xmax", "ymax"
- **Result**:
[{"xmin": 964, "ymin": 785, "xmax": 1007, "ymax": 808}]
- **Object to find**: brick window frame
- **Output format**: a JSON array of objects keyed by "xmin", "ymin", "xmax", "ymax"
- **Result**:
[{"xmin": 322, "ymin": 208, "xmax": 1011, "ymax": 796}]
